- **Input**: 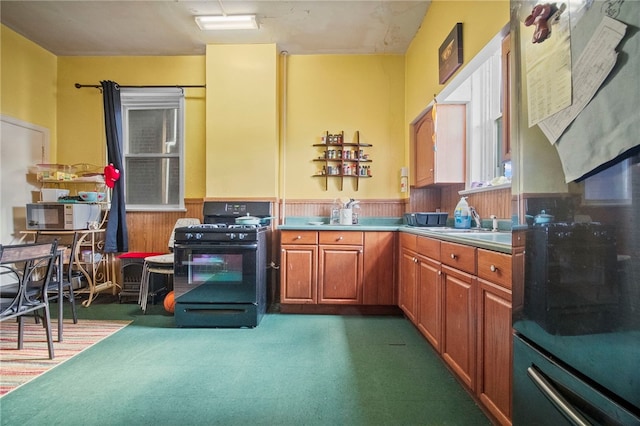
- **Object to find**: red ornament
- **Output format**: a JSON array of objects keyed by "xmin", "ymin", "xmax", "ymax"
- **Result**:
[{"xmin": 103, "ymin": 163, "xmax": 120, "ymax": 188}]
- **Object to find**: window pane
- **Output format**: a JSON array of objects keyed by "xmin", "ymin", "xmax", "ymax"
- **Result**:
[
  {"xmin": 125, "ymin": 157, "xmax": 180, "ymax": 205},
  {"xmin": 128, "ymin": 109, "xmax": 178, "ymax": 154}
]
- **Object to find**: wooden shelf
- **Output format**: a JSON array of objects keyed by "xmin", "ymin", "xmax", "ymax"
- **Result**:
[{"xmin": 314, "ymin": 130, "xmax": 373, "ymax": 191}]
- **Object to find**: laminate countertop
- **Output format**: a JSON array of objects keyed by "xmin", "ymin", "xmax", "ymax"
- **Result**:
[{"xmin": 278, "ymin": 217, "xmax": 513, "ymax": 254}]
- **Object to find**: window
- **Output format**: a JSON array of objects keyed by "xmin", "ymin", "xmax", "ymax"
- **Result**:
[
  {"xmin": 120, "ymin": 88, "xmax": 184, "ymax": 210},
  {"xmin": 438, "ymin": 25, "xmax": 511, "ymax": 190},
  {"xmin": 468, "ymin": 48, "xmax": 503, "ymax": 186}
]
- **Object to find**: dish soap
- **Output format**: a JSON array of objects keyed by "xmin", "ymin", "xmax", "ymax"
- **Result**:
[{"xmin": 454, "ymin": 196, "xmax": 471, "ymax": 229}]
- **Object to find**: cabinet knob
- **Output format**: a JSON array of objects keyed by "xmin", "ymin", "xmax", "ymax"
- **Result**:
[
  {"xmin": 450, "ymin": 253, "xmax": 457, "ymax": 259},
  {"xmin": 414, "ymin": 257, "xmax": 418, "ymax": 263},
  {"xmin": 490, "ymin": 265, "xmax": 497, "ymax": 272},
  {"xmin": 295, "ymin": 235, "xmax": 302, "ymax": 240},
  {"xmin": 438, "ymin": 270, "xmax": 442, "ymax": 276},
  {"xmin": 337, "ymin": 236, "xmax": 343, "ymax": 241}
]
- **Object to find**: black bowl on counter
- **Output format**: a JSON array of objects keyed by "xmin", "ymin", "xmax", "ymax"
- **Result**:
[{"xmin": 404, "ymin": 212, "xmax": 448, "ymax": 227}]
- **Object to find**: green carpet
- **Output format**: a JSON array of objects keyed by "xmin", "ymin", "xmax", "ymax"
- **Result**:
[{"xmin": 0, "ymin": 297, "xmax": 490, "ymax": 426}]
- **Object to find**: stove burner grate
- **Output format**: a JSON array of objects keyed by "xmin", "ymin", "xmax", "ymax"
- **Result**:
[{"xmin": 176, "ymin": 223, "xmax": 266, "ymax": 233}]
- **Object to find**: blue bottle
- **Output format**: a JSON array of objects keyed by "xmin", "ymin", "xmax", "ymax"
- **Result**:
[{"xmin": 454, "ymin": 197, "xmax": 471, "ymax": 229}]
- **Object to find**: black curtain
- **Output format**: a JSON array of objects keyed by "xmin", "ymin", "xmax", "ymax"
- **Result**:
[{"xmin": 101, "ymin": 80, "xmax": 128, "ymax": 253}]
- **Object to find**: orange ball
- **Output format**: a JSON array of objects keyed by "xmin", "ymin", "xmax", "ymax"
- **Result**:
[{"xmin": 163, "ymin": 291, "xmax": 175, "ymax": 314}]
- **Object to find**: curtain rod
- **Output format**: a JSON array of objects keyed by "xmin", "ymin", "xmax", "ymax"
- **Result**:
[{"xmin": 74, "ymin": 83, "xmax": 205, "ymax": 89}]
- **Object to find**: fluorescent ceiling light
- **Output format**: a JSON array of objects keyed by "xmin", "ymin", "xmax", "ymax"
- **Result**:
[{"xmin": 195, "ymin": 15, "xmax": 259, "ymax": 30}]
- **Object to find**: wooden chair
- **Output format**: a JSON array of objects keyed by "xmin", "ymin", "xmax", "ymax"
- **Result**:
[{"xmin": 0, "ymin": 241, "xmax": 58, "ymax": 359}]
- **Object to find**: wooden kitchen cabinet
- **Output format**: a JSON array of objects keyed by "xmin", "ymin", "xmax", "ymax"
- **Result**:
[
  {"xmin": 399, "ymin": 234, "xmax": 444, "ymax": 352},
  {"xmin": 399, "ymin": 233, "xmax": 418, "ymax": 323},
  {"xmin": 413, "ymin": 104, "xmax": 466, "ymax": 187},
  {"xmin": 398, "ymin": 231, "xmax": 513, "ymax": 424},
  {"xmin": 442, "ymin": 263, "xmax": 477, "ymax": 391},
  {"xmin": 399, "ymin": 248, "xmax": 419, "ymax": 323},
  {"xmin": 362, "ymin": 232, "xmax": 397, "ymax": 305},
  {"xmin": 477, "ymin": 249, "xmax": 513, "ymax": 426},
  {"xmin": 280, "ymin": 231, "xmax": 318, "ymax": 304},
  {"xmin": 318, "ymin": 231, "xmax": 363, "ymax": 304},
  {"xmin": 441, "ymin": 241, "xmax": 477, "ymax": 390},
  {"xmin": 281, "ymin": 230, "xmax": 395, "ymax": 307},
  {"xmin": 416, "ymin": 253, "xmax": 442, "ymax": 352}
]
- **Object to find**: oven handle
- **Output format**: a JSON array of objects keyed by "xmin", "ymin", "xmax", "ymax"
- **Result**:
[
  {"xmin": 527, "ymin": 365, "xmax": 591, "ymax": 426},
  {"xmin": 176, "ymin": 243, "xmax": 258, "ymax": 251}
]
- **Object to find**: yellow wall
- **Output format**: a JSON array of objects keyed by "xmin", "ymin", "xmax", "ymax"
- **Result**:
[
  {"xmin": 205, "ymin": 44, "xmax": 279, "ymax": 199},
  {"xmin": 284, "ymin": 54, "xmax": 405, "ymax": 199},
  {"xmin": 2, "ymin": 1, "xmax": 509, "ymax": 204},
  {"xmin": 405, "ymin": 0, "xmax": 509, "ymax": 131},
  {"xmin": 1, "ymin": 25, "xmax": 58, "ymax": 157},
  {"xmin": 56, "ymin": 56, "xmax": 206, "ymax": 198}
]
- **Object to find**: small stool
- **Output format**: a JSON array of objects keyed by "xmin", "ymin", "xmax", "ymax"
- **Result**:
[{"xmin": 139, "ymin": 253, "xmax": 175, "ymax": 313}]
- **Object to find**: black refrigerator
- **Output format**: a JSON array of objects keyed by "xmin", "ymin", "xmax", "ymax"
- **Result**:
[{"xmin": 510, "ymin": 0, "xmax": 640, "ymax": 424}]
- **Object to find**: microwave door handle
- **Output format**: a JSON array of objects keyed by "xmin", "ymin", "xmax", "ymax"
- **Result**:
[{"xmin": 527, "ymin": 366, "xmax": 592, "ymax": 426}]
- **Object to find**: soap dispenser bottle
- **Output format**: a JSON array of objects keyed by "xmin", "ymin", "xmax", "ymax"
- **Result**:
[{"xmin": 454, "ymin": 196, "xmax": 471, "ymax": 229}]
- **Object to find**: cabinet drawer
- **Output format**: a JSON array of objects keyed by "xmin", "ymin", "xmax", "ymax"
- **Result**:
[
  {"xmin": 319, "ymin": 231, "xmax": 363, "ymax": 245},
  {"xmin": 440, "ymin": 241, "xmax": 476, "ymax": 274},
  {"xmin": 400, "ymin": 232, "xmax": 417, "ymax": 252},
  {"xmin": 281, "ymin": 231, "xmax": 318, "ymax": 245},
  {"xmin": 417, "ymin": 236, "xmax": 440, "ymax": 260},
  {"xmin": 477, "ymin": 249, "xmax": 512, "ymax": 289}
]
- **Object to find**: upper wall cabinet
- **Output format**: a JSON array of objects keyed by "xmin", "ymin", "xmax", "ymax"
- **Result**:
[{"xmin": 413, "ymin": 104, "xmax": 466, "ymax": 188}]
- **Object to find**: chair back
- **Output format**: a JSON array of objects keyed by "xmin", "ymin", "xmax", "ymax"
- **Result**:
[
  {"xmin": 35, "ymin": 231, "xmax": 80, "ymax": 283},
  {"xmin": 168, "ymin": 218, "xmax": 200, "ymax": 251},
  {"xmin": 0, "ymin": 241, "xmax": 58, "ymax": 317}
]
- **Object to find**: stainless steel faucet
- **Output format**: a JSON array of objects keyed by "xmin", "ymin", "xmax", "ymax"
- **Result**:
[{"xmin": 469, "ymin": 206, "xmax": 482, "ymax": 228}]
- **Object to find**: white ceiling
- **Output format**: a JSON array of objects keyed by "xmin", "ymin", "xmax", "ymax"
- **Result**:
[{"xmin": 0, "ymin": 0, "xmax": 431, "ymax": 56}]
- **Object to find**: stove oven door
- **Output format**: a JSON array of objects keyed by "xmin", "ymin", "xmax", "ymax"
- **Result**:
[{"xmin": 173, "ymin": 242, "xmax": 261, "ymax": 304}]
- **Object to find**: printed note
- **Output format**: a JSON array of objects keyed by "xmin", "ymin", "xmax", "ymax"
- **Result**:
[{"xmin": 538, "ymin": 16, "xmax": 627, "ymax": 144}]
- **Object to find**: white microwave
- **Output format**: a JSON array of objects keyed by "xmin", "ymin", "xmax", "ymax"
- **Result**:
[{"xmin": 26, "ymin": 203, "xmax": 102, "ymax": 230}]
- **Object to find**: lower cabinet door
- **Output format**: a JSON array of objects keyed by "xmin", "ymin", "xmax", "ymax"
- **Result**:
[
  {"xmin": 318, "ymin": 245, "xmax": 363, "ymax": 304},
  {"xmin": 477, "ymin": 278, "xmax": 512, "ymax": 425},
  {"xmin": 281, "ymin": 245, "xmax": 317, "ymax": 304},
  {"xmin": 441, "ymin": 264, "xmax": 477, "ymax": 391},
  {"xmin": 399, "ymin": 249, "xmax": 418, "ymax": 322},
  {"xmin": 417, "ymin": 255, "xmax": 442, "ymax": 353}
]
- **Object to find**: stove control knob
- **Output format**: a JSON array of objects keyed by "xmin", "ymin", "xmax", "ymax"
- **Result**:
[
  {"xmin": 185, "ymin": 233, "xmax": 194, "ymax": 239},
  {"xmin": 228, "ymin": 233, "xmax": 235, "ymax": 239},
  {"xmin": 238, "ymin": 233, "xmax": 246, "ymax": 240},
  {"xmin": 195, "ymin": 233, "xmax": 204, "ymax": 240}
]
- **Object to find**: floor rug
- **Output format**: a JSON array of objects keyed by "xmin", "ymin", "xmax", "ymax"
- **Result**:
[{"xmin": 0, "ymin": 319, "xmax": 130, "ymax": 396}]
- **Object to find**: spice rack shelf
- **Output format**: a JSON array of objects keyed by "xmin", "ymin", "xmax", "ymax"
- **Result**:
[{"xmin": 313, "ymin": 130, "xmax": 372, "ymax": 191}]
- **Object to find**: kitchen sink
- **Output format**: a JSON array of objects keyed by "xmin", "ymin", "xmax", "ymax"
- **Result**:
[
  {"xmin": 414, "ymin": 227, "xmax": 512, "ymax": 245},
  {"xmin": 447, "ymin": 232, "xmax": 512, "ymax": 244},
  {"xmin": 421, "ymin": 227, "xmax": 495, "ymax": 233}
]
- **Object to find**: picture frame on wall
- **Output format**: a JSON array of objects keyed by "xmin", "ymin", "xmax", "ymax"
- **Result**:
[{"xmin": 439, "ymin": 23, "xmax": 463, "ymax": 84}]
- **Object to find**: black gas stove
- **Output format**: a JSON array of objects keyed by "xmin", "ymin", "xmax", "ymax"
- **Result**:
[{"xmin": 172, "ymin": 201, "xmax": 272, "ymax": 328}]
